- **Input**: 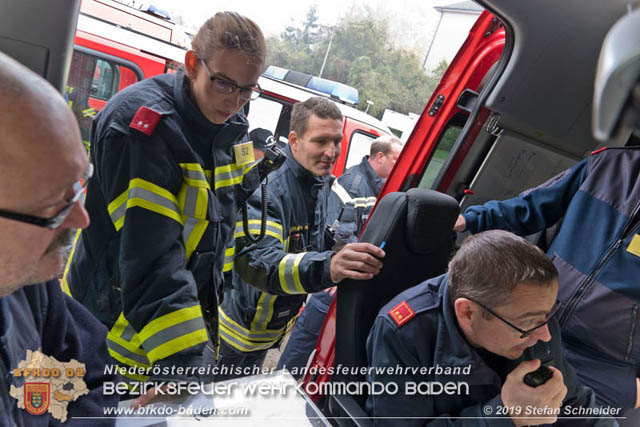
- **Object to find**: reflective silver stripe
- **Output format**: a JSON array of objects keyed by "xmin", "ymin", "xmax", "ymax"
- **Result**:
[
  {"xmin": 182, "ymin": 217, "xmax": 198, "ymax": 249},
  {"xmin": 106, "ymin": 339, "xmax": 150, "ymax": 366},
  {"xmin": 253, "ymin": 294, "xmax": 277, "ymax": 331},
  {"xmin": 280, "ymin": 254, "xmax": 298, "ymax": 294},
  {"xmin": 215, "ymin": 167, "xmax": 243, "ymax": 183},
  {"xmin": 350, "ymin": 196, "xmax": 377, "ymax": 208},
  {"xmin": 142, "ymin": 317, "xmax": 207, "ymax": 352},
  {"xmin": 121, "ymin": 324, "xmax": 137, "ymax": 342},
  {"xmin": 110, "ymin": 186, "xmax": 180, "ymax": 224},
  {"xmin": 331, "ymin": 181, "xmax": 353, "ymax": 204},
  {"xmin": 219, "ymin": 311, "xmax": 283, "ymax": 340},
  {"xmin": 236, "ymin": 221, "xmax": 284, "ymax": 242},
  {"xmin": 181, "ymin": 168, "xmax": 208, "ymax": 183},
  {"xmin": 219, "ymin": 326, "xmax": 275, "ymax": 352},
  {"xmin": 182, "ymin": 185, "xmax": 200, "ymax": 217}
]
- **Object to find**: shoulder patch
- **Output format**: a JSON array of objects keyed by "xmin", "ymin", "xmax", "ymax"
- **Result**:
[
  {"xmin": 591, "ymin": 147, "xmax": 608, "ymax": 156},
  {"xmin": 389, "ymin": 301, "xmax": 415, "ymax": 327},
  {"xmin": 129, "ymin": 106, "xmax": 162, "ymax": 136}
]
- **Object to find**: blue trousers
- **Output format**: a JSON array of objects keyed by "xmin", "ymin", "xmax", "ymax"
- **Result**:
[{"xmin": 277, "ymin": 291, "xmax": 334, "ymax": 379}]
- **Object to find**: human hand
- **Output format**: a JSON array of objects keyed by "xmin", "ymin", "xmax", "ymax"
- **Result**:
[
  {"xmin": 500, "ymin": 359, "xmax": 567, "ymax": 426},
  {"xmin": 330, "ymin": 242, "xmax": 385, "ymax": 283},
  {"xmin": 453, "ymin": 215, "xmax": 466, "ymax": 232}
]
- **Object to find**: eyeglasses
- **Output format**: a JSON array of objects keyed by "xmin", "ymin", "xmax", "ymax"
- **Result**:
[
  {"xmin": 199, "ymin": 59, "xmax": 262, "ymax": 101},
  {"xmin": 0, "ymin": 163, "xmax": 93, "ymax": 229},
  {"xmin": 469, "ymin": 297, "xmax": 561, "ymax": 338}
]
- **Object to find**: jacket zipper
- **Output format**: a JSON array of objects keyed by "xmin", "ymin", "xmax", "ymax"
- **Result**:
[
  {"xmin": 626, "ymin": 304, "xmax": 639, "ymax": 361},
  {"xmin": 559, "ymin": 201, "xmax": 640, "ymax": 328}
]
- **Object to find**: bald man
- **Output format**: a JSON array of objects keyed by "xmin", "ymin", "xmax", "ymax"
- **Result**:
[{"xmin": 0, "ymin": 52, "xmax": 119, "ymax": 425}]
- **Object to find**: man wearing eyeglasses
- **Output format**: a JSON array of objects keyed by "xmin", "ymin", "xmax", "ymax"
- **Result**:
[
  {"xmin": 0, "ymin": 52, "xmax": 118, "ymax": 424},
  {"xmin": 366, "ymin": 230, "xmax": 617, "ymax": 426}
]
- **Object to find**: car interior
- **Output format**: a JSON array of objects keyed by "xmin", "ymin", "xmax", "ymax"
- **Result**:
[{"xmin": 327, "ymin": 188, "xmax": 459, "ymax": 426}]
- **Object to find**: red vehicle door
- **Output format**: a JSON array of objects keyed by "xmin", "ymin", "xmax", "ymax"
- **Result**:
[{"xmin": 303, "ymin": 10, "xmax": 506, "ymax": 400}]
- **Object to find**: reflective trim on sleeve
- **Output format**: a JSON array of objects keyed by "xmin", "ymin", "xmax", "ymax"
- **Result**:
[
  {"xmin": 223, "ymin": 246, "xmax": 234, "ymax": 273},
  {"xmin": 331, "ymin": 181, "xmax": 353, "ymax": 204},
  {"xmin": 251, "ymin": 293, "xmax": 277, "ymax": 331},
  {"xmin": 278, "ymin": 253, "xmax": 307, "ymax": 294},
  {"xmin": 351, "ymin": 196, "xmax": 377, "ymax": 208},
  {"xmin": 82, "ymin": 107, "xmax": 96, "ymax": 117},
  {"xmin": 218, "ymin": 307, "xmax": 285, "ymax": 352},
  {"xmin": 137, "ymin": 305, "xmax": 208, "ymax": 363},
  {"xmin": 108, "ymin": 178, "xmax": 183, "ymax": 231},
  {"xmin": 179, "ymin": 163, "xmax": 212, "ymax": 188},
  {"xmin": 234, "ymin": 219, "xmax": 285, "ymax": 245},
  {"xmin": 182, "ymin": 217, "xmax": 209, "ymax": 262}
]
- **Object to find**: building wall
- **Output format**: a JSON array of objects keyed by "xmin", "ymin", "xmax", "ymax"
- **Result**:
[{"xmin": 423, "ymin": 11, "xmax": 481, "ymax": 72}]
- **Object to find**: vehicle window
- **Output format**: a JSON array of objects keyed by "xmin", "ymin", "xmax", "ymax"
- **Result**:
[
  {"xmin": 247, "ymin": 97, "xmax": 286, "ymax": 142},
  {"xmin": 67, "ymin": 49, "xmax": 141, "ymax": 151},
  {"xmin": 345, "ymin": 131, "xmax": 377, "ymax": 169},
  {"xmin": 418, "ymin": 124, "xmax": 462, "ymax": 189}
]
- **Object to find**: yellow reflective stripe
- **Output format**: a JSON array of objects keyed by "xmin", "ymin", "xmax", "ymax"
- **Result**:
[
  {"xmin": 251, "ymin": 293, "xmax": 277, "ymax": 331},
  {"xmin": 219, "ymin": 308, "xmax": 284, "ymax": 340},
  {"xmin": 182, "ymin": 217, "xmax": 209, "ymax": 262},
  {"xmin": 179, "ymin": 163, "xmax": 211, "ymax": 188},
  {"xmin": 138, "ymin": 305, "xmax": 204, "ymax": 342},
  {"xmin": 108, "ymin": 178, "xmax": 183, "ymax": 231},
  {"xmin": 278, "ymin": 253, "xmax": 306, "ymax": 294},
  {"xmin": 213, "ymin": 162, "xmax": 256, "ymax": 190},
  {"xmin": 331, "ymin": 181, "xmax": 353, "ymax": 204},
  {"xmin": 146, "ymin": 329, "xmax": 208, "ymax": 363},
  {"xmin": 81, "ymin": 108, "xmax": 96, "ymax": 117},
  {"xmin": 234, "ymin": 220, "xmax": 285, "ymax": 245},
  {"xmin": 61, "ymin": 228, "xmax": 83, "ymax": 296},
  {"xmin": 219, "ymin": 324, "xmax": 276, "ymax": 352},
  {"xmin": 178, "ymin": 182, "xmax": 208, "ymax": 219},
  {"xmin": 223, "ymin": 246, "xmax": 234, "ymax": 273}
]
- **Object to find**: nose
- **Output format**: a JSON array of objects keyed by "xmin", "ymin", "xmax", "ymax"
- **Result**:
[
  {"xmin": 325, "ymin": 142, "xmax": 340, "ymax": 160},
  {"xmin": 62, "ymin": 201, "xmax": 90, "ymax": 230},
  {"xmin": 532, "ymin": 324, "xmax": 552, "ymax": 343}
]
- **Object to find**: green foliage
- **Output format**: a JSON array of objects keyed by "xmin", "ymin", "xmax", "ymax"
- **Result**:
[{"xmin": 265, "ymin": 7, "xmax": 448, "ymax": 120}]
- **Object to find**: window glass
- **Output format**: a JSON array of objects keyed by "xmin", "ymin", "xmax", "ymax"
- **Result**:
[
  {"xmin": 247, "ymin": 97, "xmax": 285, "ymax": 141},
  {"xmin": 418, "ymin": 125, "xmax": 462, "ymax": 189},
  {"xmin": 345, "ymin": 132, "xmax": 377, "ymax": 169},
  {"xmin": 67, "ymin": 49, "xmax": 140, "ymax": 151}
]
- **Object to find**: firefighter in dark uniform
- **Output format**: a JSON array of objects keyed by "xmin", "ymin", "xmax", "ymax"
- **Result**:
[
  {"xmin": 366, "ymin": 231, "xmax": 617, "ymax": 426},
  {"xmin": 63, "ymin": 12, "xmax": 266, "ymax": 384},
  {"xmin": 217, "ymin": 97, "xmax": 386, "ymax": 379},
  {"xmin": 278, "ymin": 135, "xmax": 403, "ymax": 376}
]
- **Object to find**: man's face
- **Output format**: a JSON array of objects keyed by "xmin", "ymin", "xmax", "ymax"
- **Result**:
[
  {"xmin": 375, "ymin": 145, "xmax": 401, "ymax": 179},
  {"xmin": 0, "ymin": 98, "xmax": 90, "ymax": 296},
  {"xmin": 188, "ymin": 49, "xmax": 262, "ymax": 125},
  {"xmin": 289, "ymin": 114, "xmax": 343, "ymax": 176},
  {"xmin": 464, "ymin": 281, "xmax": 558, "ymax": 359}
]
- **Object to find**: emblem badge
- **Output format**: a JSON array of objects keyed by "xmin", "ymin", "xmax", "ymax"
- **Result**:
[{"xmin": 24, "ymin": 383, "xmax": 50, "ymax": 416}]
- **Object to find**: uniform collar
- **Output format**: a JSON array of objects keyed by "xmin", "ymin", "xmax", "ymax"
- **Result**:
[
  {"xmin": 359, "ymin": 156, "xmax": 384, "ymax": 195},
  {"xmin": 173, "ymin": 68, "xmax": 248, "ymax": 135}
]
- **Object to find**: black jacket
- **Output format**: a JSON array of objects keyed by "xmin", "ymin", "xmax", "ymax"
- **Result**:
[
  {"xmin": 64, "ymin": 69, "xmax": 261, "ymax": 380},
  {"xmin": 219, "ymin": 147, "xmax": 336, "ymax": 352}
]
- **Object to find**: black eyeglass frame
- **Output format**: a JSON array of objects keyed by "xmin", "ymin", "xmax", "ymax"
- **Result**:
[
  {"xmin": 0, "ymin": 163, "xmax": 93, "ymax": 229},
  {"xmin": 199, "ymin": 59, "xmax": 263, "ymax": 101},
  {"xmin": 469, "ymin": 297, "xmax": 561, "ymax": 339}
]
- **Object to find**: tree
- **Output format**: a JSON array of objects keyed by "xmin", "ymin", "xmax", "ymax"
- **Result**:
[{"xmin": 265, "ymin": 7, "xmax": 448, "ymax": 120}]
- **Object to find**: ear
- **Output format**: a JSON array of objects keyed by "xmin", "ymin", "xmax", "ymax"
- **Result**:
[
  {"xmin": 288, "ymin": 130, "xmax": 298, "ymax": 153},
  {"xmin": 184, "ymin": 50, "xmax": 198, "ymax": 79},
  {"xmin": 454, "ymin": 298, "xmax": 476, "ymax": 330},
  {"xmin": 376, "ymin": 151, "xmax": 385, "ymax": 161}
]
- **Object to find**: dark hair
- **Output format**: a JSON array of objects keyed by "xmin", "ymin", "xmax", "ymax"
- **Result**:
[
  {"xmin": 370, "ymin": 135, "xmax": 403, "ymax": 157},
  {"xmin": 191, "ymin": 12, "xmax": 266, "ymax": 65},
  {"xmin": 290, "ymin": 97, "xmax": 343, "ymax": 137},
  {"xmin": 448, "ymin": 230, "xmax": 558, "ymax": 308}
]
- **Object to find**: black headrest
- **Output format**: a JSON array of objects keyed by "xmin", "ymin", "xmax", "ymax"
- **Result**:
[{"xmin": 406, "ymin": 188, "xmax": 460, "ymax": 254}]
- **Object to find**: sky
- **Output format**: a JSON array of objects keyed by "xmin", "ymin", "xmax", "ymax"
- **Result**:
[{"xmin": 141, "ymin": 0, "xmax": 461, "ymax": 52}]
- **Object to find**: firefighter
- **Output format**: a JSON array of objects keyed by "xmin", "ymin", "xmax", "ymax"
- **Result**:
[
  {"xmin": 64, "ymin": 85, "xmax": 96, "ymax": 153},
  {"xmin": 278, "ymin": 135, "xmax": 403, "ymax": 376},
  {"xmin": 217, "ymin": 97, "xmax": 386, "ymax": 379},
  {"xmin": 63, "ymin": 12, "xmax": 266, "ymax": 384}
]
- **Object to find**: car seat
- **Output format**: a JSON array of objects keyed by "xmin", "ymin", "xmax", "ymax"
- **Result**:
[{"xmin": 328, "ymin": 188, "xmax": 459, "ymax": 426}]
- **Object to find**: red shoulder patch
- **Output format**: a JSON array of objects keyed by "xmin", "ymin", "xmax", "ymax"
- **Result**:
[
  {"xmin": 129, "ymin": 106, "xmax": 162, "ymax": 136},
  {"xmin": 389, "ymin": 301, "xmax": 415, "ymax": 327},
  {"xmin": 591, "ymin": 147, "xmax": 608, "ymax": 156}
]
